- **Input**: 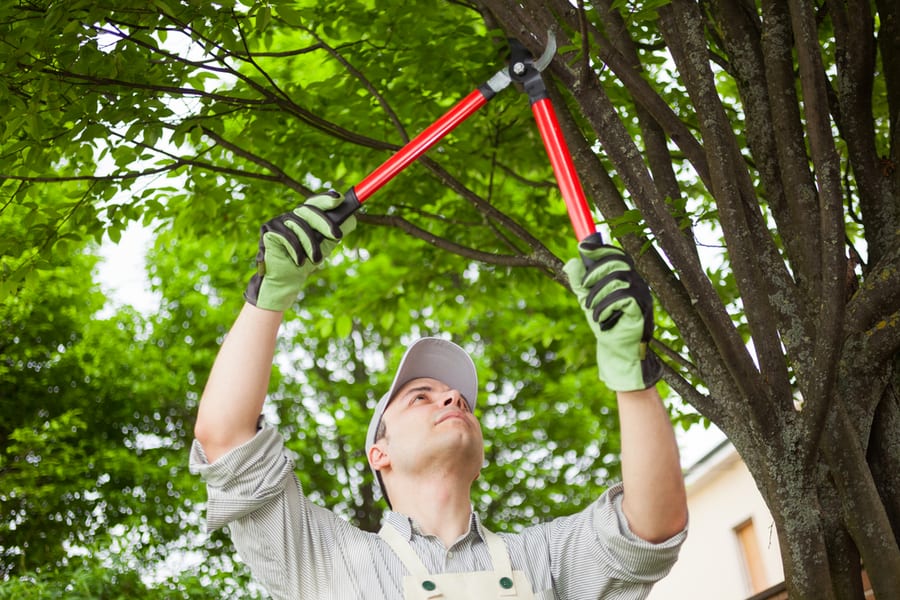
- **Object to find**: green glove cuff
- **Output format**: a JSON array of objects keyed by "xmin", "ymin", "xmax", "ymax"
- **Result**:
[
  {"xmin": 564, "ymin": 241, "xmax": 661, "ymax": 391},
  {"xmin": 246, "ymin": 193, "xmax": 357, "ymax": 312}
]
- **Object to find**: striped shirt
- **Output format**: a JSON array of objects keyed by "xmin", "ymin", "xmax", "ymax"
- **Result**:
[{"xmin": 189, "ymin": 426, "xmax": 685, "ymax": 599}]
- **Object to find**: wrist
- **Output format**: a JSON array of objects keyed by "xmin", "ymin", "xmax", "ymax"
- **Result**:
[{"xmin": 616, "ymin": 386, "xmax": 661, "ymax": 403}]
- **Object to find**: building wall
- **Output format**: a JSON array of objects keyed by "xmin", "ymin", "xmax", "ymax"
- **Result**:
[{"xmin": 647, "ymin": 443, "xmax": 784, "ymax": 600}]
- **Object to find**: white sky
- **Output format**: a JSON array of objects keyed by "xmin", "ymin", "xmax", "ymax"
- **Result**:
[{"xmin": 95, "ymin": 223, "xmax": 161, "ymax": 317}]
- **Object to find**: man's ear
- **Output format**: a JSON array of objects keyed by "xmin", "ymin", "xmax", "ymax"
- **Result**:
[{"xmin": 368, "ymin": 442, "xmax": 390, "ymax": 471}]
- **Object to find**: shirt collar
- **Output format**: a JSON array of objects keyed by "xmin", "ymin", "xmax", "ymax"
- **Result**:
[{"xmin": 383, "ymin": 509, "xmax": 485, "ymax": 544}]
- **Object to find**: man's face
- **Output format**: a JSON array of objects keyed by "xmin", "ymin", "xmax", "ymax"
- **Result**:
[{"xmin": 376, "ymin": 377, "xmax": 484, "ymax": 480}]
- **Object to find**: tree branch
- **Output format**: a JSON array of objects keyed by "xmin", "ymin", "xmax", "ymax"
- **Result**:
[
  {"xmin": 657, "ymin": 359, "xmax": 723, "ymax": 426},
  {"xmin": 593, "ymin": 0, "xmax": 700, "ymax": 262},
  {"xmin": 530, "ymin": 21, "xmax": 754, "ymax": 428},
  {"xmin": 479, "ymin": 4, "xmax": 747, "ymax": 419},
  {"xmin": 35, "ymin": 64, "xmax": 264, "ymax": 106},
  {"xmin": 1, "ymin": 164, "xmax": 181, "ymax": 184},
  {"xmin": 845, "ymin": 243, "xmax": 900, "ymax": 335},
  {"xmin": 547, "ymin": 0, "xmax": 715, "ymax": 192},
  {"xmin": 357, "ymin": 213, "xmax": 549, "ymax": 269},
  {"xmin": 300, "ymin": 25, "xmax": 409, "ymax": 143},
  {"xmin": 787, "ymin": 0, "xmax": 850, "ymax": 463},
  {"xmin": 875, "ymin": 0, "xmax": 900, "ymax": 178},
  {"xmin": 103, "ymin": 129, "xmax": 307, "ymax": 189},
  {"xmin": 415, "ymin": 155, "xmax": 563, "ymax": 274},
  {"xmin": 827, "ymin": 0, "xmax": 896, "ymax": 267},
  {"xmin": 0, "ymin": 181, "xmax": 27, "ymax": 218},
  {"xmin": 759, "ymin": 0, "xmax": 823, "ymax": 289},
  {"xmin": 95, "ymin": 20, "xmax": 235, "ymax": 76},
  {"xmin": 707, "ymin": 0, "xmax": 811, "ymax": 403},
  {"xmin": 822, "ymin": 406, "xmax": 900, "ymax": 597},
  {"xmin": 198, "ymin": 127, "xmax": 314, "ymax": 196},
  {"xmin": 659, "ymin": 1, "xmax": 789, "ymax": 422},
  {"xmin": 152, "ymin": 12, "xmax": 401, "ymax": 153}
]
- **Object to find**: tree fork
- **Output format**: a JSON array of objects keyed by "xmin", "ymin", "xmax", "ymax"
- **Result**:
[
  {"xmin": 867, "ymin": 378, "xmax": 900, "ymax": 538},
  {"xmin": 823, "ymin": 406, "xmax": 900, "ymax": 597},
  {"xmin": 817, "ymin": 466, "xmax": 866, "ymax": 600}
]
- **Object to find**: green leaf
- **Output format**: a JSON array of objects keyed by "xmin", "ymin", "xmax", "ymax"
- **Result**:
[
  {"xmin": 256, "ymin": 6, "xmax": 272, "ymax": 32},
  {"xmin": 151, "ymin": 0, "xmax": 178, "ymax": 17},
  {"xmin": 335, "ymin": 313, "xmax": 352, "ymax": 338},
  {"xmin": 276, "ymin": 5, "xmax": 304, "ymax": 27}
]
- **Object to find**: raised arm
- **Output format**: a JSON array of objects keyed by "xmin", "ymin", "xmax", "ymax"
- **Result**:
[
  {"xmin": 617, "ymin": 386, "xmax": 687, "ymax": 542},
  {"xmin": 193, "ymin": 192, "xmax": 356, "ymax": 463},
  {"xmin": 194, "ymin": 304, "xmax": 283, "ymax": 462},
  {"xmin": 564, "ymin": 236, "xmax": 688, "ymax": 543}
]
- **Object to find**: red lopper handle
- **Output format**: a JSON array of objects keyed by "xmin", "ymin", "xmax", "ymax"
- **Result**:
[
  {"xmin": 530, "ymin": 97, "xmax": 596, "ymax": 242},
  {"xmin": 353, "ymin": 90, "xmax": 490, "ymax": 204}
]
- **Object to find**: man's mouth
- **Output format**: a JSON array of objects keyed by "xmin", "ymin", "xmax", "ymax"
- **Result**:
[{"xmin": 436, "ymin": 411, "xmax": 467, "ymax": 425}]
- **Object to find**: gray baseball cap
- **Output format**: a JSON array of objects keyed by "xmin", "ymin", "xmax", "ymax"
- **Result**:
[{"xmin": 364, "ymin": 337, "xmax": 478, "ymax": 506}]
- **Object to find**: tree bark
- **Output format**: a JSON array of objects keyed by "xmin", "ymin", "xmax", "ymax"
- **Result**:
[
  {"xmin": 817, "ymin": 462, "xmax": 865, "ymax": 600},
  {"xmin": 822, "ymin": 405, "xmax": 900, "ymax": 597},
  {"xmin": 764, "ymin": 460, "xmax": 835, "ymax": 598},
  {"xmin": 867, "ymin": 374, "xmax": 900, "ymax": 543}
]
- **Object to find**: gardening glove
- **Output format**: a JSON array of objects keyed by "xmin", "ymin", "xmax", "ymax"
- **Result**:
[
  {"xmin": 244, "ymin": 192, "xmax": 357, "ymax": 312},
  {"xmin": 563, "ymin": 233, "xmax": 662, "ymax": 391}
]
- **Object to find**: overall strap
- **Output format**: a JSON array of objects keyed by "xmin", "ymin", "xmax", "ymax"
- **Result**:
[
  {"xmin": 482, "ymin": 529, "xmax": 520, "ymax": 597},
  {"xmin": 379, "ymin": 525, "xmax": 432, "ymax": 579}
]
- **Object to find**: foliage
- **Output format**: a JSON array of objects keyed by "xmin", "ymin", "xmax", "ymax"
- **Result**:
[
  {"xmin": 0, "ymin": 554, "xmax": 261, "ymax": 599},
  {"xmin": 0, "ymin": 195, "xmax": 248, "ymax": 590},
  {"xmin": 1, "ymin": 0, "xmax": 899, "ymax": 598}
]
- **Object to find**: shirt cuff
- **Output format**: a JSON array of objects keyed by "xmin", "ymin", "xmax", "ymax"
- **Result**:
[{"xmin": 596, "ymin": 482, "xmax": 687, "ymax": 581}]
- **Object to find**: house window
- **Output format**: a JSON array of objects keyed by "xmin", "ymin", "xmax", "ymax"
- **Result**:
[{"xmin": 735, "ymin": 518, "xmax": 767, "ymax": 594}]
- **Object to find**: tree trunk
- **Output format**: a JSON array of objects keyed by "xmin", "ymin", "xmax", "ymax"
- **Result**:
[
  {"xmin": 730, "ymin": 359, "xmax": 900, "ymax": 598},
  {"xmin": 762, "ymin": 460, "xmax": 835, "ymax": 599},
  {"xmin": 475, "ymin": 0, "xmax": 900, "ymax": 597}
]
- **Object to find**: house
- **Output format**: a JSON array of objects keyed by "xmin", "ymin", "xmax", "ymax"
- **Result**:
[
  {"xmin": 649, "ymin": 438, "xmax": 875, "ymax": 599},
  {"xmin": 647, "ymin": 440, "xmax": 785, "ymax": 599}
]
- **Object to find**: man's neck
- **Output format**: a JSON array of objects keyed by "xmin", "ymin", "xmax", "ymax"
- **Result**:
[{"xmin": 389, "ymin": 476, "xmax": 474, "ymax": 548}]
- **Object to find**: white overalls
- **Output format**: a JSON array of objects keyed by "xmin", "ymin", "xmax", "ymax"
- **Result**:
[{"xmin": 379, "ymin": 525, "xmax": 536, "ymax": 600}]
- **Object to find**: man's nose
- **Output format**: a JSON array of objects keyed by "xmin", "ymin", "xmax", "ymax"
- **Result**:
[{"xmin": 443, "ymin": 389, "xmax": 465, "ymax": 409}]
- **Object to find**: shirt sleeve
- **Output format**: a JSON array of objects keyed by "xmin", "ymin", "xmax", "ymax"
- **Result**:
[
  {"xmin": 189, "ymin": 425, "xmax": 348, "ymax": 599},
  {"xmin": 546, "ymin": 482, "xmax": 687, "ymax": 598},
  {"xmin": 189, "ymin": 426, "xmax": 295, "ymax": 531},
  {"xmin": 594, "ymin": 482, "xmax": 686, "ymax": 580}
]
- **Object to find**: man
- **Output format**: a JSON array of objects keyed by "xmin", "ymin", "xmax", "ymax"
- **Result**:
[{"xmin": 190, "ymin": 193, "xmax": 688, "ymax": 599}]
